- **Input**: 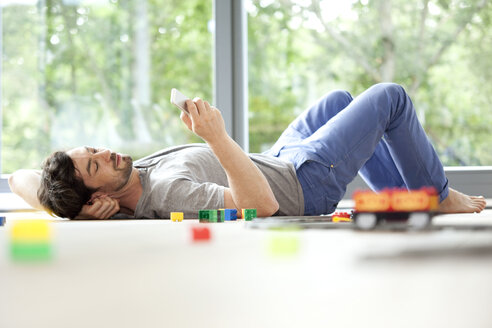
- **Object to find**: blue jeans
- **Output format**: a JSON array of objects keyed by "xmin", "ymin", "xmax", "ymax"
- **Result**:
[{"xmin": 264, "ymin": 83, "xmax": 449, "ymax": 215}]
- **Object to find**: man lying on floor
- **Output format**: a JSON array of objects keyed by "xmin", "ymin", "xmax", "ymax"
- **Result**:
[{"xmin": 9, "ymin": 84, "xmax": 486, "ymax": 219}]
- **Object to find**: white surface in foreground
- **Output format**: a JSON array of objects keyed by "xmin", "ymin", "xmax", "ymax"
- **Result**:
[{"xmin": 1, "ymin": 211, "xmax": 492, "ymax": 328}]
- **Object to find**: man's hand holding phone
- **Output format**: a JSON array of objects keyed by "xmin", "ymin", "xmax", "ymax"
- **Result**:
[
  {"xmin": 171, "ymin": 88, "xmax": 227, "ymax": 145},
  {"xmin": 170, "ymin": 88, "xmax": 190, "ymax": 114}
]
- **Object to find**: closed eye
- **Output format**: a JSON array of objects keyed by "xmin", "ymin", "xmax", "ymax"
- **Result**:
[
  {"xmin": 84, "ymin": 146, "xmax": 93, "ymax": 176},
  {"xmin": 92, "ymin": 148, "xmax": 99, "ymax": 173}
]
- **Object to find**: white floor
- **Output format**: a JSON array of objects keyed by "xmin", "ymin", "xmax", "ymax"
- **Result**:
[{"xmin": 1, "ymin": 207, "xmax": 492, "ymax": 328}]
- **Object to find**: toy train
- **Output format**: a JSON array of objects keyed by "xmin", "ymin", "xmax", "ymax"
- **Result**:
[{"xmin": 352, "ymin": 187, "xmax": 438, "ymax": 230}]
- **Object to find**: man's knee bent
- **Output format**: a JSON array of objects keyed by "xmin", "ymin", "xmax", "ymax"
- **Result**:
[
  {"xmin": 368, "ymin": 82, "xmax": 406, "ymax": 99},
  {"xmin": 324, "ymin": 89, "xmax": 353, "ymax": 103},
  {"xmin": 319, "ymin": 89, "xmax": 353, "ymax": 113}
]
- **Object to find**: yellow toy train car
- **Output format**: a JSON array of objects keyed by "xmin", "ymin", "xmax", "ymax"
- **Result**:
[{"xmin": 352, "ymin": 187, "xmax": 438, "ymax": 230}]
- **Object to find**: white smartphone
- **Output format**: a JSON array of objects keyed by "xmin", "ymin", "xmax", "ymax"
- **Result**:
[{"xmin": 170, "ymin": 88, "xmax": 190, "ymax": 114}]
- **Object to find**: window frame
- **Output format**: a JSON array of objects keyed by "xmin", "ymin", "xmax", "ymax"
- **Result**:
[{"xmin": 214, "ymin": 0, "xmax": 248, "ymax": 151}]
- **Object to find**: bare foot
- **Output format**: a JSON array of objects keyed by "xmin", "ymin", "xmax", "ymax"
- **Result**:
[{"xmin": 438, "ymin": 188, "xmax": 486, "ymax": 213}]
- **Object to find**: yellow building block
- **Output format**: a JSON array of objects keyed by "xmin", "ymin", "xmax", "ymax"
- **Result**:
[
  {"xmin": 332, "ymin": 216, "xmax": 352, "ymax": 223},
  {"xmin": 11, "ymin": 220, "xmax": 52, "ymax": 242},
  {"xmin": 170, "ymin": 212, "xmax": 184, "ymax": 222}
]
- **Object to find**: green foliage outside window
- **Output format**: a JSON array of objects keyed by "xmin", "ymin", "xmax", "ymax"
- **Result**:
[
  {"xmin": 2, "ymin": 0, "xmax": 210, "ymax": 173},
  {"xmin": 248, "ymin": 0, "xmax": 492, "ymax": 166},
  {"xmin": 2, "ymin": 0, "xmax": 492, "ymax": 174}
]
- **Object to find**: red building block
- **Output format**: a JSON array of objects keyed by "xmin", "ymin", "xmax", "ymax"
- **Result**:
[
  {"xmin": 191, "ymin": 226, "xmax": 211, "ymax": 242},
  {"xmin": 332, "ymin": 211, "xmax": 352, "ymax": 223}
]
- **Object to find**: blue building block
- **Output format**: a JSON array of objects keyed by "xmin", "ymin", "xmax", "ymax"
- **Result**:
[
  {"xmin": 223, "ymin": 209, "xmax": 237, "ymax": 221},
  {"xmin": 0, "ymin": 216, "xmax": 5, "ymax": 226}
]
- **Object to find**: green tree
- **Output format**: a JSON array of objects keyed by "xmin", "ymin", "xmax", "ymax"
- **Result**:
[
  {"xmin": 2, "ymin": 0, "xmax": 212, "ymax": 173},
  {"xmin": 247, "ymin": 0, "xmax": 492, "ymax": 165}
]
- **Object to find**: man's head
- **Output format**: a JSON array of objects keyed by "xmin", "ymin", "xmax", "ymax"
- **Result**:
[
  {"xmin": 38, "ymin": 151, "xmax": 95, "ymax": 218},
  {"xmin": 38, "ymin": 147, "xmax": 133, "ymax": 218}
]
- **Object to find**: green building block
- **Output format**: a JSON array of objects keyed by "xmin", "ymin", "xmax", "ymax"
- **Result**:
[
  {"xmin": 208, "ymin": 210, "xmax": 218, "ymax": 223},
  {"xmin": 10, "ymin": 242, "xmax": 52, "ymax": 261},
  {"xmin": 199, "ymin": 210, "xmax": 210, "ymax": 222},
  {"xmin": 217, "ymin": 210, "xmax": 225, "ymax": 222},
  {"xmin": 243, "ymin": 209, "xmax": 257, "ymax": 221},
  {"xmin": 199, "ymin": 210, "xmax": 219, "ymax": 223}
]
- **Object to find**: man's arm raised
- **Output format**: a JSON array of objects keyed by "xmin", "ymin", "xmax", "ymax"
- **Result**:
[{"xmin": 181, "ymin": 98, "xmax": 279, "ymax": 217}]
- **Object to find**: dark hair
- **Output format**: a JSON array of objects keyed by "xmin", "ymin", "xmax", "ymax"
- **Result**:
[{"xmin": 38, "ymin": 151, "xmax": 96, "ymax": 219}]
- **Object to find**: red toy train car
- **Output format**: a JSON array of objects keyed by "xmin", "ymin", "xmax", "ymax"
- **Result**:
[{"xmin": 352, "ymin": 187, "xmax": 438, "ymax": 230}]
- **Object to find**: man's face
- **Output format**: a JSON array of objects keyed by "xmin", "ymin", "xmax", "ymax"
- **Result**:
[{"xmin": 67, "ymin": 146, "xmax": 133, "ymax": 194}]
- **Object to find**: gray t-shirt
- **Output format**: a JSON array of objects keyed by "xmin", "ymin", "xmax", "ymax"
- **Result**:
[{"xmin": 133, "ymin": 144, "xmax": 304, "ymax": 218}]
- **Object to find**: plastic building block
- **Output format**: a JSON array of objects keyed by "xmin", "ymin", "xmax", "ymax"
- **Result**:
[
  {"xmin": 220, "ymin": 209, "xmax": 237, "ymax": 221},
  {"xmin": 0, "ymin": 216, "xmax": 5, "ymax": 226},
  {"xmin": 198, "ymin": 210, "xmax": 209, "ymax": 222},
  {"xmin": 332, "ymin": 211, "xmax": 352, "ymax": 223},
  {"xmin": 333, "ymin": 211, "xmax": 351, "ymax": 218},
  {"xmin": 268, "ymin": 234, "xmax": 300, "ymax": 257},
  {"xmin": 10, "ymin": 220, "xmax": 52, "ymax": 261},
  {"xmin": 170, "ymin": 212, "xmax": 184, "ymax": 222},
  {"xmin": 217, "ymin": 210, "xmax": 224, "ymax": 223},
  {"xmin": 191, "ymin": 226, "xmax": 211, "ymax": 241},
  {"xmin": 242, "ymin": 209, "xmax": 257, "ymax": 221},
  {"xmin": 11, "ymin": 219, "xmax": 51, "ymax": 242},
  {"xmin": 208, "ymin": 210, "xmax": 218, "ymax": 223},
  {"xmin": 199, "ymin": 210, "xmax": 219, "ymax": 223},
  {"xmin": 11, "ymin": 242, "xmax": 52, "ymax": 261}
]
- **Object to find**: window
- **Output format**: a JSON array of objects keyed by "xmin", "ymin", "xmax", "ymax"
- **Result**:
[
  {"xmin": 1, "ymin": 0, "xmax": 213, "ymax": 174},
  {"xmin": 247, "ymin": 0, "xmax": 492, "ymax": 166},
  {"xmin": 2, "ymin": 0, "xmax": 491, "ymax": 198}
]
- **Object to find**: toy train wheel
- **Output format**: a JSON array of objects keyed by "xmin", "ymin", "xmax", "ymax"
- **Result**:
[
  {"xmin": 407, "ymin": 212, "xmax": 431, "ymax": 230},
  {"xmin": 355, "ymin": 213, "xmax": 378, "ymax": 230}
]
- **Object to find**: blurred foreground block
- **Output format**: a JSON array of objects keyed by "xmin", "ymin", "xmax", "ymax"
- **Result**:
[
  {"xmin": 191, "ymin": 226, "xmax": 211, "ymax": 242},
  {"xmin": 267, "ymin": 231, "xmax": 300, "ymax": 257},
  {"xmin": 10, "ymin": 219, "xmax": 53, "ymax": 261}
]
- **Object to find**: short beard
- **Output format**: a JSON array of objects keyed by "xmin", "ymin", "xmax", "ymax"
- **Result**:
[{"xmin": 115, "ymin": 156, "xmax": 134, "ymax": 191}]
